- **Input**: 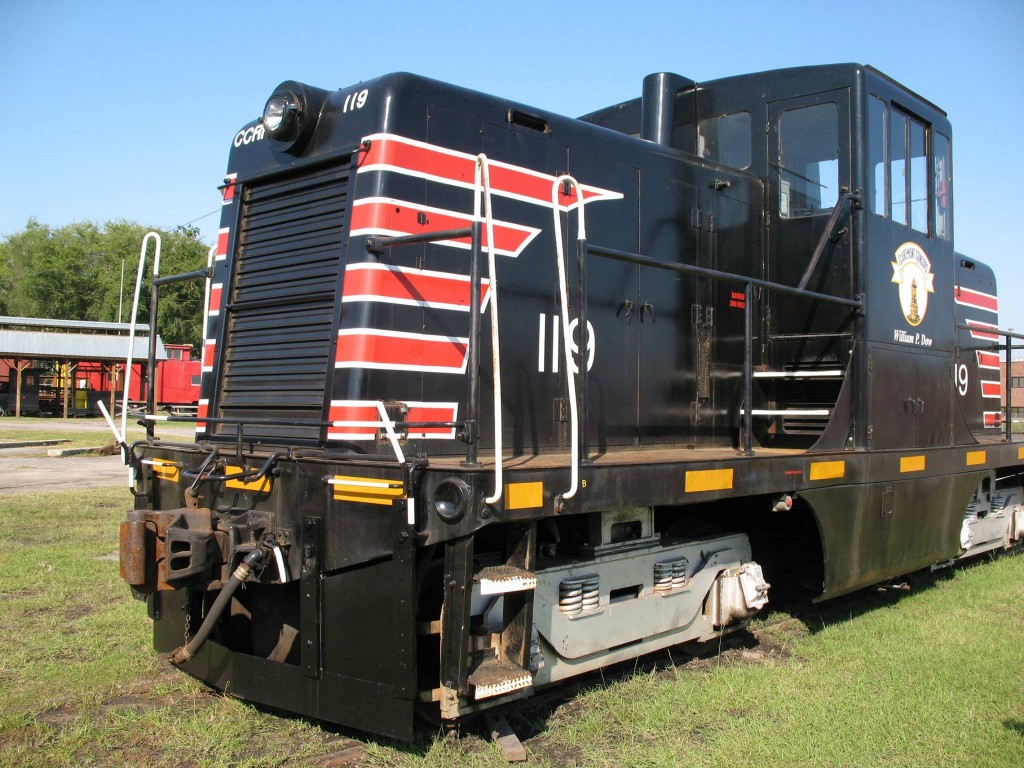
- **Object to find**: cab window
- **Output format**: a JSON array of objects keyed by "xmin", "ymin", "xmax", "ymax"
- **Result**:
[
  {"xmin": 867, "ymin": 97, "xmax": 948, "ymax": 240},
  {"xmin": 933, "ymin": 132, "xmax": 952, "ymax": 240},
  {"xmin": 889, "ymin": 105, "xmax": 928, "ymax": 233},
  {"xmin": 868, "ymin": 96, "xmax": 887, "ymax": 216},
  {"xmin": 778, "ymin": 103, "xmax": 839, "ymax": 218},
  {"xmin": 697, "ymin": 112, "xmax": 751, "ymax": 169}
]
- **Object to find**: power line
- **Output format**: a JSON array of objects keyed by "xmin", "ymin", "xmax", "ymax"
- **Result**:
[{"xmin": 182, "ymin": 208, "xmax": 220, "ymax": 227}]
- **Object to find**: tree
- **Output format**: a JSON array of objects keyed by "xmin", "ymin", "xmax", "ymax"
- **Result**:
[{"xmin": 0, "ymin": 219, "xmax": 209, "ymax": 350}]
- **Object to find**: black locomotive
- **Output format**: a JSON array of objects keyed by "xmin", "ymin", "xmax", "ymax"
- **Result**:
[{"xmin": 118, "ymin": 63, "xmax": 1023, "ymax": 739}]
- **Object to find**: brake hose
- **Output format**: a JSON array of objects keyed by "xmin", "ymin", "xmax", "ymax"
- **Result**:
[{"xmin": 170, "ymin": 546, "xmax": 270, "ymax": 664}]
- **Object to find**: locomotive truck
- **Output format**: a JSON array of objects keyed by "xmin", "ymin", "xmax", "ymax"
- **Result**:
[{"xmin": 117, "ymin": 63, "xmax": 1024, "ymax": 740}]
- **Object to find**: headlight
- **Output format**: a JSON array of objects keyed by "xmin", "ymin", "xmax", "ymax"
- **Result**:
[
  {"xmin": 257, "ymin": 80, "xmax": 330, "ymax": 155},
  {"xmin": 261, "ymin": 90, "xmax": 301, "ymax": 140},
  {"xmin": 431, "ymin": 478, "xmax": 471, "ymax": 523}
]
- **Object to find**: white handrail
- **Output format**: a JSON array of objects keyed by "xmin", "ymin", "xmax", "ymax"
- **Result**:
[
  {"xmin": 374, "ymin": 401, "xmax": 407, "ymax": 464},
  {"xmin": 475, "ymin": 155, "xmax": 503, "ymax": 504},
  {"xmin": 122, "ymin": 232, "xmax": 162, "ymax": 448},
  {"xmin": 550, "ymin": 176, "xmax": 588, "ymax": 500}
]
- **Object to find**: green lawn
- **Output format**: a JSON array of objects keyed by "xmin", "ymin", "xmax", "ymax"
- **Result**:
[{"xmin": 1, "ymin": 488, "xmax": 1022, "ymax": 767}]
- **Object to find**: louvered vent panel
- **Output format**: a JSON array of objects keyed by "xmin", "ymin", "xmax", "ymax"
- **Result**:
[{"xmin": 215, "ymin": 164, "xmax": 349, "ymax": 442}]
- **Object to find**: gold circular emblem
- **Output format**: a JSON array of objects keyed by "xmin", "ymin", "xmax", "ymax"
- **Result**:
[{"xmin": 891, "ymin": 242, "xmax": 935, "ymax": 327}]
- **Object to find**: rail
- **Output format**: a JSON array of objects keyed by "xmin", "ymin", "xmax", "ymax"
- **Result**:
[
  {"xmin": 365, "ymin": 156, "xmax": 505, "ymax": 502},
  {"xmin": 957, "ymin": 324, "xmax": 1024, "ymax": 441},
  {"xmin": 100, "ymin": 235, "xmax": 215, "ymax": 486},
  {"xmin": 476, "ymin": 155, "xmax": 503, "ymax": 504},
  {"xmin": 797, "ymin": 190, "xmax": 861, "ymax": 291},
  {"xmin": 124, "ymin": 233, "xmax": 161, "ymax": 447},
  {"xmin": 551, "ymin": 175, "xmax": 588, "ymax": 500},
  {"xmin": 364, "ymin": 224, "xmax": 480, "ymax": 464},
  {"xmin": 585, "ymin": 244, "xmax": 863, "ymax": 456}
]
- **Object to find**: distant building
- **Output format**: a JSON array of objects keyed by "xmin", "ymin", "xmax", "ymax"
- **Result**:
[
  {"xmin": 0, "ymin": 316, "xmax": 197, "ymax": 417},
  {"xmin": 1000, "ymin": 360, "xmax": 1024, "ymax": 422}
]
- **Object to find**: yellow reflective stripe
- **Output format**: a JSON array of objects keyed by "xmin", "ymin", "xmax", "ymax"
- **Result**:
[
  {"xmin": 685, "ymin": 469, "xmax": 733, "ymax": 493},
  {"xmin": 333, "ymin": 491, "xmax": 396, "ymax": 506},
  {"xmin": 506, "ymin": 481, "xmax": 544, "ymax": 510},
  {"xmin": 900, "ymin": 455, "xmax": 926, "ymax": 473},
  {"xmin": 809, "ymin": 461, "xmax": 845, "ymax": 481},
  {"xmin": 965, "ymin": 450, "xmax": 987, "ymax": 466},
  {"xmin": 331, "ymin": 475, "xmax": 405, "ymax": 504},
  {"xmin": 145, "ymin": 459, "xmax": 179, "ymax": 482},
  {"xmin": 225, "ymin": 465, "xmax": 272, "ymax": 493}
]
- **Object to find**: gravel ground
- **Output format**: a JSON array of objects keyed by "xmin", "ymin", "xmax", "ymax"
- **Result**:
[
  {"xmin": 0, "ymin": 454, "xmax": 132, "ymax": 495},
  {"xmin": 0, "ymin": 418, "xmax": 194, "ymax": 495}
]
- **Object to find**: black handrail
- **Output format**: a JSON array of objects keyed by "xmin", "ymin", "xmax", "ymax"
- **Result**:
[
  {"xmin": 578, "ymin": 236, "xmax": 590, "ymax": 463},
  {"xmin": 797, "ymin": 190, "xmax": 861, "ymax": 291},
  {"xmin": 587, "ymin": 243, "xmax": 863, "ymax": 456},
  {"xmin": 465, "ymin": 222, "xmax": 483, "ymax": 465},
  {"xmin": 365, "ymin": 225, "xmax": 483, "ymax": 465},
  {"xmin": 956, "ymin": 323, "xmax": 1024, "ymax": 442},
  {"xmin": 589, "ymin": 245, "xmax": 863, "ymax": 308},
  {"xmin": 146, "ymin": 266, "xmax": 216, "ymax": 438},
  {"xmin": 365, "ymin": 228, "xmax": 472, "ymax": 252}
]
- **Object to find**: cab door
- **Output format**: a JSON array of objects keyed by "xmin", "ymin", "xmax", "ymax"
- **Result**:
[{"xmin": 766, "ymin": 90, "xmax": 854, "ymax": 342}]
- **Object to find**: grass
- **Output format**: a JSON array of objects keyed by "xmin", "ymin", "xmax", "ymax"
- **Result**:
[
  {"xmin": 1, "ymin": 486, "xmax": 1022, "ymax": 766},
  {"xmin": 0, "ymin": 428, "xmax": 121, "ymax": 452},
  {"xmin": 523, "ymin": 560, "xmax": 1024, "ymax": 768}
]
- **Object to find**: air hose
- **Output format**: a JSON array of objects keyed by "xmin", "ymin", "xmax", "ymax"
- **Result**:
[{"xmin": 170, "ymin": 546, "xmax": 269, "ymax": 664}]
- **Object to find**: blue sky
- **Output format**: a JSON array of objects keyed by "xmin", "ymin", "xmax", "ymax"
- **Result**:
[{"xmin": 2, "ymin": 0, "xmax": 1022, "ymax": 327}]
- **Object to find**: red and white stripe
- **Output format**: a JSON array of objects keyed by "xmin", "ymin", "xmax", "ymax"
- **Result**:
[
  {"xmin": 976, "ymin": 351, "xmax": 1001, "ymax": 370},
  {"xmin": 221, "ymin": 173, "xmax": 238, "ymax": 205},
  {"xmin": 342, "ymin": 263, "xmax": 490, "ymax": 312},
  {"xmin": 215, "ymin": 227, "xmax": 230, "ymax": 261},
  {"xmin": 201, "ymin": 340, "xmax": 216, "ymax": 372},
  {"xmin": 981, "ymin": 380, "xmax": 1002, "ymax": 399},
  {"xmin": 208, "ymin": 283, "xmax": 224, "ymax": 317},
  {"xmin": 984, "ymin": 411, "xmax": 1003, "ymax": 428},
  {"xmin": 357, "ymin": 132, "xmax": 623, "ymax": 210},
  {"xmin": 350, "ymin": 198, "xmax": 539, "ymax": 258},
  {"xmin": 955, "ymin": 286, "xmax": 998, "ymax": 314},
  {"xmin": 335, "ymin": 328, "xmax": 469, "ymax": 374},
  {"xmin": 328, "ymin": 400, "xmax": 459, "ymax": 441},
  {"xmin": 966, "ymin": 319, "xmax": 999, "ymax": 341},
  {"xmin": 196, "ymin": 399, "xmax": 210, "ymax": 433}
]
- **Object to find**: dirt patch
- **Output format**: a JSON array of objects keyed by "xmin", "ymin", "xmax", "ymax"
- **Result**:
[
  {"xmin": 64, "ymin": 604, "xmax": 95, "ymax": 621},
  {"xmin": 303, "ymin": 744, "xmax": 370, "ymax": 766},
  {"xmin": 34, "ymin": 669, "xmax": 202, "ymax": 729},
  {"xmin": 0, "ymin": 588, "xmax": 43, "ymax": 601},
  {"xmin": 35, "ymin": 704, "xmax": 79, "ymax": 727}
]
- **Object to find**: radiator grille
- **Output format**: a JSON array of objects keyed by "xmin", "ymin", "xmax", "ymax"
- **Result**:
[{"xmin": 215, "ymin": 164, "xmax": 349, "ymax": 442}]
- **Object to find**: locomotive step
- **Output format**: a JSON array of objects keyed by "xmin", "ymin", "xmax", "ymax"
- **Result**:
[
  {"xmin": 474, "ymin": 565, "xmax": 538, "ymax": 595},
  {"xmin": 740, "ymin": 408, "xmax": 831, "ymax": 417},
  {"xmin": 752, "ymin": 370, "xmax": 844, "ymax": 379},
  {"xmin": 468, "ymin": 659, "xmax": 534, "ymax": 700}
]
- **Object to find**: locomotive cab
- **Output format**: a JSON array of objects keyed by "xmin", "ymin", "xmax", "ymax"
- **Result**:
[{"xmin": 588, "ymin": 64, "xmax": 997, "ymax": 452}]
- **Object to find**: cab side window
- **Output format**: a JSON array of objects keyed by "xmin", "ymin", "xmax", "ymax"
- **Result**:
[
  {"xmin": 697, "ymin": 112, "xmax": 751, "ymax": 170},
  {"xmin": 868, "ymin": 96, "xmax": 888, "ymax": 216},
  {"xmin": 778, "ymin": 103, "xmax": 839, "ymax": 218},
  {"xmin": 867, "ymin": 96, "xmax": 949, "ymax": 240},
  {"xmin": 933, "ymin": 132, "xmax": 952, "ymax": 240}
]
